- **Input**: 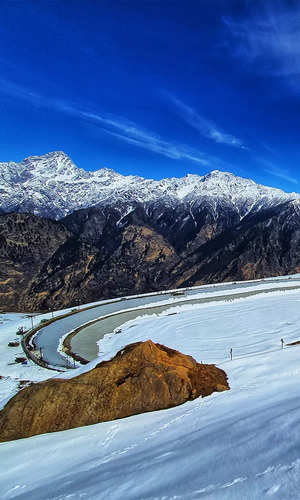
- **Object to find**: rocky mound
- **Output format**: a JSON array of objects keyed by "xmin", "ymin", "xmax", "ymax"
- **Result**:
[{"xmin": 0, "ymin": 341, "xmax": 229, "ymax": 442}]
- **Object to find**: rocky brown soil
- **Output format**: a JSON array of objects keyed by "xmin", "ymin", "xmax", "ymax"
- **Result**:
[{"xmin": 0, "ymin": 340, "xmax": 229, "ymax": 442}]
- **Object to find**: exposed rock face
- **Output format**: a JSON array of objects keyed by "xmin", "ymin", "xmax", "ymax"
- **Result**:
[{"xmin": 0, "ymin": 341, "xmax": 229, "ymax": 442}]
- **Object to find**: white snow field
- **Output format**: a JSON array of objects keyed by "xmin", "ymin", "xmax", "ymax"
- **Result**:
[{"xmin": 1, "ymin": 287, "xmax": 300, "ymax": 498}]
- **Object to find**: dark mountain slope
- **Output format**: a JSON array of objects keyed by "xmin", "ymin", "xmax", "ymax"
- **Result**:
[
  {"xmin": 173, "ymin": 202, "xmax": 300, "ymax": 286},
  {"xmin": 0, "ymin": 213, "xmax": 71, "ymax": 310},
  {"xmin": 1, "ymin": 200, "xmax": 300, "ymax": 312}
]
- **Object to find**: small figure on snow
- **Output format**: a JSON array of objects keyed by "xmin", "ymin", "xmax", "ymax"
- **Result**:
[
  {"xmin": 16, "ymin": 326, "xmax": 24, "ymax": 336},
  {"xmin": 281, "ymin": 338, "xmax": 284, "ymax": 349},
  {"xmin": 230, "ymin": 348, "xmax": 233, "ymax": 361}
]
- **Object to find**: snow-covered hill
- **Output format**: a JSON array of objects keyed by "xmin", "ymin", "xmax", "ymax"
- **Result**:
[
  {"xmin": 1, "ymin": 281, "xmax": 300, "ymax": 498},
  {"xmin": 0, "ymin": 151, "xmax": 298, "ymax": 218}
]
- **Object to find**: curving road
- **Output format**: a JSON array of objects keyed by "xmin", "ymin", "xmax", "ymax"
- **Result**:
[
  {"xmin": 34, "ymin": 276, "xmax": 300, "ymax": 369},
  {"xmin": 35, "ymin": 292, "xmax": 189, "ymax": 368}
]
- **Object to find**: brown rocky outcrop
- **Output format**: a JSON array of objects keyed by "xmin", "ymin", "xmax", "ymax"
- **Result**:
[{"xmin": 0, "ymin": 340, "xmax": 229, "ymax": 442}]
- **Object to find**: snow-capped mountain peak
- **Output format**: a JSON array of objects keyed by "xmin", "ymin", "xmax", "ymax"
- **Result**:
[{"xmin": 0, "ymin": 151, "xmax": 298, "ymax": 219}]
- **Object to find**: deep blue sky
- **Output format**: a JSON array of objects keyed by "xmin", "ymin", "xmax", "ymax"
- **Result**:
[{"xmin": 1, "ymin": 0, "xmax": 300, "ymax": 192}]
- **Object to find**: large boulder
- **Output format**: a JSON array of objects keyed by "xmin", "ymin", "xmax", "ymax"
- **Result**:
[{"xmin": 0, "ymin": 340, "xmax": 229, "ymax": 441}]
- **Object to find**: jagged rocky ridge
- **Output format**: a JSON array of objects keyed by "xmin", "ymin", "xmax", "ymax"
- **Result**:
[{"xmin": 0, "ymin": 152, "xmax": 300, "ymax": 311}]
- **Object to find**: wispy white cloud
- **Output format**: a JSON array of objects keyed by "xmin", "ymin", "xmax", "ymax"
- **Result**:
[
  {"xmin": 100, "ymin": 129, "xmax": 211, "ymax": 165},
  {"xmin": 261, "ymin": 142, "xmax": 277, "ymax": 155},
  {"xmin": 0, "ymin": 77, "xmax": 221, "ymax": 167},
  {"xmin": 165, "ymin": 94, "xmax": 245, "ymax": 149},
  {"xmin": 224, "ymin": 3, "xmax": 300, "ymax": 80},
  {"xmin": 259, "ymin": 159, "xmax": 298, "ymax": 185}
]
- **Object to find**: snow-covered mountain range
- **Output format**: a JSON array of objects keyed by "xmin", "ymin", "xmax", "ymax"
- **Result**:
[
  {"xmin": 1, "ymin": 151, "xmax": 300, "ymax": 312},
  {"xmin": 0, "ymin": 151, "xmax": 299, "ymax": 219}
]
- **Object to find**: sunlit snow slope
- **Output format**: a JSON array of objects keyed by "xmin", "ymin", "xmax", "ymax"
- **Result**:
[{"xmin": 1, "ymin": 288, "xmax": 300, "ymax": 499}]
